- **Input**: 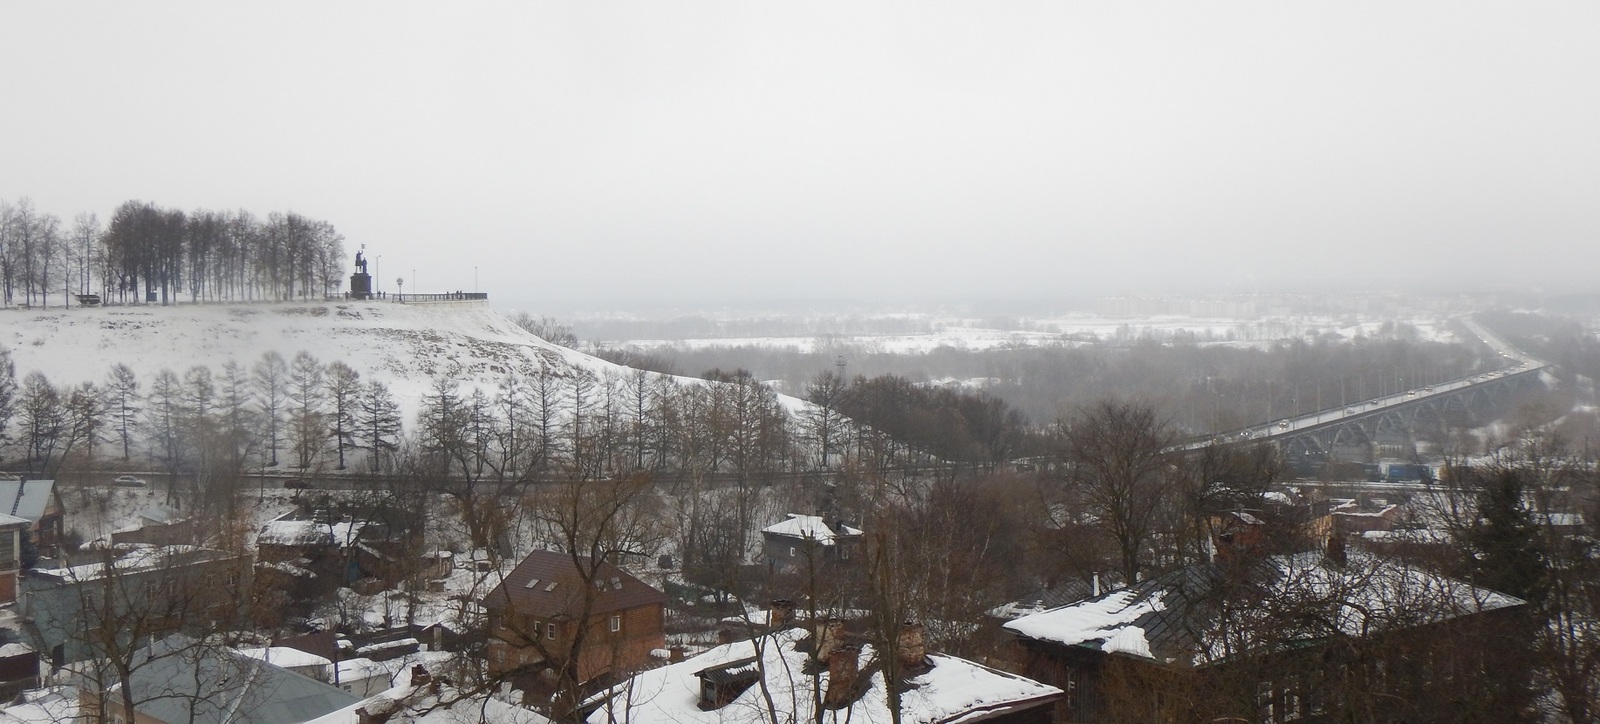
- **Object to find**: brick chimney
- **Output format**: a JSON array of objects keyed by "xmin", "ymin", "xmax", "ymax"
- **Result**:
[
  {"xmin": 814, "ymin": 618, "xmax": 845, "ymax": 661},
  {"xmin": 896, "ymin": 621, "xmax": 927, "ymax": 671},
  {"xmin": 1325, "ymin": 534, "xmax": 1347, "ymax": 567},
  {"xmin": 823, "ymin": 645, "xmax": 860, "ymax": 709},
  {"xmin": 410, "ymin": 664, "xmax": 432, "ymax": 689},
  {"xmin": 769, "ymin": 599, "xmax": 796, "ymax": 629}
]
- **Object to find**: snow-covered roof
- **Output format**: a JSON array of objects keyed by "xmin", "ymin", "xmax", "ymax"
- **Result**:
[
  {"xmin": 333, "ymin": 657, "xmax": 389, "ymax": 682},
  {"xmin": 32, "ymin": 545, "xmax": 234, "ymax": 583},
  {"xmin": 137, "ymin": 504, "xmax": 185, "ymax": 525},
  {"xmin": 258, "ymin": 515, "xmax": 368, "ymax": 548},
  {"xmin": 260, "ymin": 560, "xmax": 319, "ymax": 578},
  {"xmin": 1004, "ymin": 587, "xmax": 1168, "ymax": 654},
  {"xmin": 0, "ymin": 685, "xmax": 78, "ymax": 724},
  {"xmin": 1333, "ymin": 504, "xmax": 1398, "ymax": 519},
  {"xmin": 119, "ymin": 634, "xmax": 360, "ymax": 724},
  {"xmin": 1541, "ymin": 512, "xmax": 1584, "ymax": 527},
  {"xmin": 0, "ymin": 479, "xmax": 56, "ymax": 522},
  {"xmin": 1005, "ymin": 550, "xmax": 1524, "ymax": 667},
  {"xmin": 238, "ymin": 646, "xmax": 334, "ymax": 670},
  {"xmin": 0, "ymin": 513, "xmax": 28, "ymax": 528},
  {"xmin": 761, "ymin": 514, "xmax": 861, "ymax": 545},
  {"xmin": 987, "ymin": 579, "xmax": 1097, "ymax": 620},
  {"xmin": 586, "ymin": 628, "xmax": 1061, "ymax": 724},
  {"xmin": 305, "ymin": 664, "xmax": 549, "ymax": 724},
  {"xmin": 1360, "ymin": 529, "xmax": 1453, "ymax": 544},
  {"xmin": 0, "ymin": 642, "xmax": 36, "ymax": 658}
]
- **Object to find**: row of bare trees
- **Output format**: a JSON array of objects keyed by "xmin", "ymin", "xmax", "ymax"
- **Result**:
[{"xmin": 0, "ymin": 196, "xmax": 346, "ymax": 308}]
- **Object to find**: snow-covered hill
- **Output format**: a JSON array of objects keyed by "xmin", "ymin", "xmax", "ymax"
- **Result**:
[{"xmin": 1, "ymin": 300, "xmax": 654, "ymax": 422}]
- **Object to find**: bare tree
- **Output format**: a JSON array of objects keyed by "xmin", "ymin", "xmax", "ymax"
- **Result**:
[
  {"xmin": 105, "ymin": 363, "xmax": 141, "ymax": 461},
  {"xmin": 521, "ymin": 474, "xmax": 663, "ymax": 716},
  {"xmin": 509, "ymin": 312, "xmax": 579, "ymax": 348},
  {"xmin": 146, "ymin": 369, "xmax": 184, "ymax": 504},
  {"xmin": 57, "ymin": 381, "xmax": 108, "ymax": 471},
  {"xmin": 287, "ymin": 351, "xmax": 327, "ymax": 468},
  {"xmin": 1057, "ymin": 399, "xmax": 1176, "ymax": 584},
  {"xmin": 252, "ymin": 351, "xmax": 289, "ymax": 467},
  {"xmin": 803, "ymin": 370, "xmax": 847, "ymax": 469},
  {"xmin": 356, "ymin": 379, "xmax": 402, "ymax": 472},
  {"xmin": 16, "ymin": 372, "xmax": 65, "ymax": 476},
  {"xmin": 326, "ymin": 361, "xmax": 361, "ymax": 470},
  {"xmin": 23, "ymin": 546, "xmax": 253, "ymax": 723},
  {"xmin": 0, "ymin": 347, "xmax": 17, "ymax": 458}
]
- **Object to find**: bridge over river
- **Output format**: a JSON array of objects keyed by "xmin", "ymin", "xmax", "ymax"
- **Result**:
[{"xmin": 1179, "ymin": 317, "xmax": 1548, "ymax": 458}]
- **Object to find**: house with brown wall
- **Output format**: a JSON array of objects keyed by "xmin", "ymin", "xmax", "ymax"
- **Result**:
[
  {"xmin": 483, "ymin": 550, "xmax": 666, "ymax": 686},
  {"xmin": 0, "ymin": 513, "xmax": 29, "ymax": 604},
  {"xmin": 0, "ymin": 479, "xmax": 64, "ymax": 559},
  {"xmin": 1002, "ymin": 549, "xmax": 1528, "ymax": 723}
]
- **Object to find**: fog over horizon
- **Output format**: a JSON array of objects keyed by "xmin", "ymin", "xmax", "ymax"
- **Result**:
[{"xmin": 3, "ymin": 3, "xmax": 1596, "ymax": 314}]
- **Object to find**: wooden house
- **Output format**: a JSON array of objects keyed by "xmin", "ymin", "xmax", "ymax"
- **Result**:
[
  {"xmin": 1003, "ymin": 549, "xmax": 1528, "ymax": 722},
  {"xmin": 483, "ymin": 550, "xmax": 667, "ymax": 685},
  {"xmin": 0, "ymin": 479, "xmax": 65, "ymax": 559}
]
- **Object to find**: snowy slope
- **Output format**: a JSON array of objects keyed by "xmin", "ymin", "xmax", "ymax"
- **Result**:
[{"xmin": 0, "ymin": 300, "xmax": 695, "ymax": 422}]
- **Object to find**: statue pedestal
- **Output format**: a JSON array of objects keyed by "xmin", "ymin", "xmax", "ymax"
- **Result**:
[{"xmin": 350, "ymin": 272, "xmax": 373, "ymax": 299}]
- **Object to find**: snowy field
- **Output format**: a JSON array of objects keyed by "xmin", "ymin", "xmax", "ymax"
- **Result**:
[
  {"xmin": 0, "ymin": 299, "xmax": 783, "ymax": 423},
  {"xmin": 605, "ymin": 312, "xmax": 1463, "ymax": 354}
]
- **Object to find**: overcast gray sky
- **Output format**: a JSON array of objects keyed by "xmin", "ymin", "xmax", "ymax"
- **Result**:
[{"xmin": 3, "ymin": 3, "xmax": 1596, "ymax": 312}]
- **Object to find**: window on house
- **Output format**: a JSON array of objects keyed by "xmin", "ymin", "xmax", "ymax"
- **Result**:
[
  {"xmin": 547, "ymin": 623, "xmax": 557, "ymax": 640},
  {"xmin": 609, "ymin": 615, "xmax": 621, "ymax": 633},
  {"xmin": 1257, "ymin": 681, "xmax": 1276, "ymax": 722},
  {"xmin": 1282, "ymin": 675, "xmax": 1302, "ymax": 721},
  {"xmin": 0, "ymin": 530, "xmax": 14, "ymax": 564},
  {"xmin": 789, "ymin": 546, "xmax": 796, "ymax": 557}
]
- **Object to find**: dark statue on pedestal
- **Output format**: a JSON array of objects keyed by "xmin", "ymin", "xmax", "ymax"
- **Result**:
[{"xmin": 349, "ymin": 250, "xmax": 373, "ymax": 299}]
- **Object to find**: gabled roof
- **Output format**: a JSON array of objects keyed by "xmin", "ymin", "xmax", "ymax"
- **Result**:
[
  {"xmin": 0, "ymin": 479, "xmax": 58, "ymax": 523},
  {"xmin": 586, "ymin": 628, "xmax": 1062, "ymax": 724},
  {"xmin": 482, "ymin": 550, "xmax": 666, "ymax": 618},
  {"xmin": 120, "ymin": 634, "xmax": 360, "ymax": 724},
  {"xmin": 761, "ymin": 514, "xmax": 862, "ymax": 545},
  {"xmin": 1004, "ymin": 550, "xmax": 1524, "ymax": 667}
]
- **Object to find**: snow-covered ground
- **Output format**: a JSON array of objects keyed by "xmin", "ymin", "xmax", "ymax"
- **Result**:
[{"xmin": 0, "ymin": 299, "xmax": 822, "ymax": 426}]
